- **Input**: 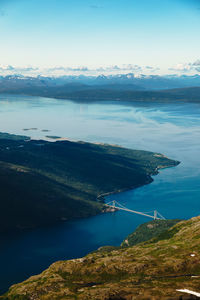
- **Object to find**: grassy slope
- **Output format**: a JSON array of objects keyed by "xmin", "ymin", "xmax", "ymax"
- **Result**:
[
  {"xmin": 121, "ymin": 219, "xmax": 181, "ymax": 247},
  {"xmin": 0, "ymin": 135, "xmax": 179, "ymax": 232},
  {"xmin": 2, "ymin": 216, "xmax": 200, "ymax": 299}
]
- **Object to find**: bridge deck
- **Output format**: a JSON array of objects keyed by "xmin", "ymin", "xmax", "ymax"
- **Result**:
[{"xmin": 105, "ymin": 201, "xmax": 165, "ymax": 220}]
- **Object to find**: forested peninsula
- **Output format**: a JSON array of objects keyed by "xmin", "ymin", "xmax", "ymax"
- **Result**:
[{"xmin": 0, "ymin": 133, "xmax": 179, "ymax": 233}]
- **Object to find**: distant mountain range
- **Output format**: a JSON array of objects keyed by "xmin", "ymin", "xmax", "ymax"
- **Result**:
[
  {"xmin": 0, "ymin": 74, "xmax": 200, "ymax": 102},
  {"xmin": 1, "ymin": 73, "xmax": 200, "ymax": 89}
]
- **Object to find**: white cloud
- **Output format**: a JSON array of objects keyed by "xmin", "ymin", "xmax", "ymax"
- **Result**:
[
  {"xmin": 169, "ymin": 60, "xmax": 200, "ymax": 74},
  {"xmin": 0, "ymin": 65, "xmax": 39, "ymax": 73},
  {"xmin": 0, "ymin": 64, "xmax": 167, "ymax": 77},
  {"xmin": 193, "ymin": 59, "xmax": 200, "ymax": 66},
  {"xmin": 169, "ymin": 63, "xmax": 191, "ymax": 72},
  {"xmin": 47, "ymin": 66, "xmax": 89, "ymax": 72}
]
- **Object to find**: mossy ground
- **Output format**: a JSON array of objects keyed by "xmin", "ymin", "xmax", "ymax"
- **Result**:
[{"xmin": 2, "ymin": 216, "xmax": 200, "ymax": 299}]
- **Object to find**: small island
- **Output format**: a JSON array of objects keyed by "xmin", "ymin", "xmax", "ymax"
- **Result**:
[
  {"xmin": 23, "ymin": 128, "xmax": 38, "ymax": 131},
  {"xmin": 45, "ymin": 135, "xmax": 62, "ymax": 139},
  {"xmin": 0, "ymin": 132, "xmax": 179, "ymax": 233}
]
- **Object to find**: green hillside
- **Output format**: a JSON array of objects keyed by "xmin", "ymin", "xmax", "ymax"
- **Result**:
[
  {"xmin": 121, "ymin": 219, "xmax": 181, "ymax": 247},
  {"xmin": 2, "ymin": 216, "xmax": 200, "ymax": 299},
  {"xmin": 0, "ymin": 134, "xmax": 179, "ymax": 233}
]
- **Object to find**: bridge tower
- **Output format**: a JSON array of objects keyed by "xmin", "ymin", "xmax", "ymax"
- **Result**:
[{"xmin": 154, "ymin": 210, "xmax": 157, "ymax": 220}]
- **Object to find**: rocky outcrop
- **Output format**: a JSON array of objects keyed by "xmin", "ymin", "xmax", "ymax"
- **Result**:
[{"xmin": 2, "ymin": 216, "xmax": 200, "ymax": 299}]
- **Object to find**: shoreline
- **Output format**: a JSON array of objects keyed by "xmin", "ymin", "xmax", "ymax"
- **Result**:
[
  {"xmin": 1, "ymin": 89, "xmax": 200, "ymax": 104},
  {"xmin": 0, "ymin": 131, "xmax": 180, "ymax": 234},
  {"xmin": 98, "ymin": 160, "xmax": 180, "ymax": 213},
  {"xmin": 0, "ymin": 132, "xmax": 181, "ymax": 295}
]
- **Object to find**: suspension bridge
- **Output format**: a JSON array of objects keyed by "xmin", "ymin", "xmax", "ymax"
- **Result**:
[{"xmin": 105, "ymin": 200, "xmax": 165, "ymax": 220}]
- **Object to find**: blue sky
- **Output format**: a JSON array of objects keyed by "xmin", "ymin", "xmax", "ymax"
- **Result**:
[{"xmin": 0, "ymin": 0, "xmax": 199, "ymax": 75}]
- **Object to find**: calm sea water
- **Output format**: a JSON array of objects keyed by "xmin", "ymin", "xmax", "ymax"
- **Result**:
[{"xmin": 0, "ymin": 94, "xmax": 200, "ymax": 293}]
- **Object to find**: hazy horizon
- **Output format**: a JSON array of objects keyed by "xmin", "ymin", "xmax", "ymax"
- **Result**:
[{"xmin": 0, "ymin": 0, "xmax": 200, "ymax": 77}]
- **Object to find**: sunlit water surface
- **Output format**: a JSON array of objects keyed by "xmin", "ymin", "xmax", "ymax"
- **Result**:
[{"xmin": 0, "ymin": 94, "xmax": 200, "ymax": 292}]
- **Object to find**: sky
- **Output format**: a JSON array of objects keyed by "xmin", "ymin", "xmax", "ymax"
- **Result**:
[{"xmin": 0, "ymin": 0, "xmax": 200, "ymax": 76}]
